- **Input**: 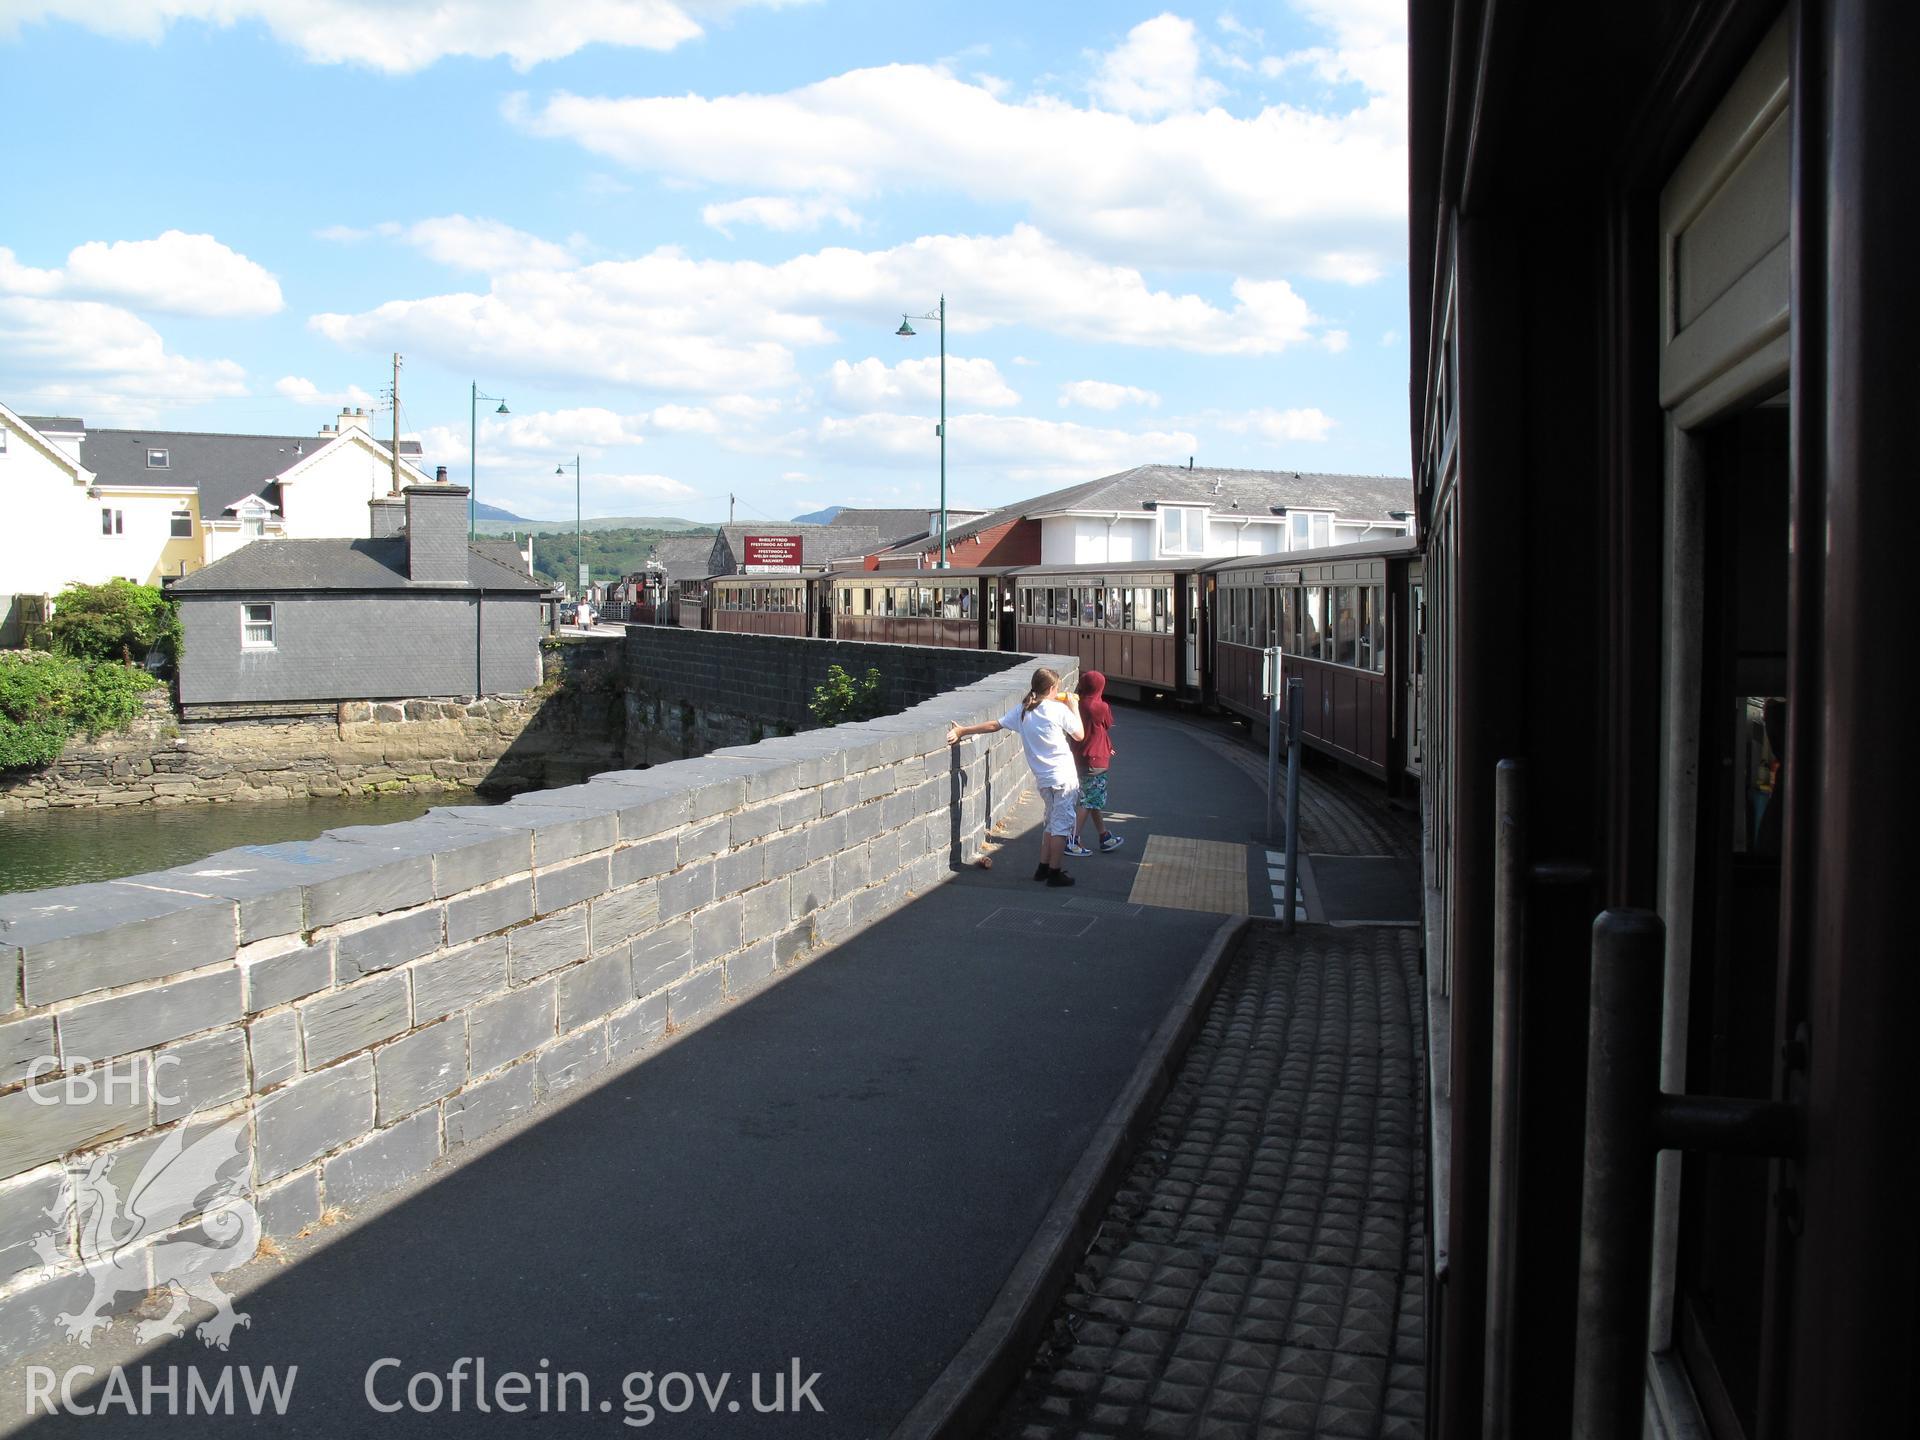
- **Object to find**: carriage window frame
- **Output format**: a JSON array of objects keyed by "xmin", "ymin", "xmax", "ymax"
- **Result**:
[{"xmin": 1335, "ymin": 585, "xmax": 1358, "ymax": 666}]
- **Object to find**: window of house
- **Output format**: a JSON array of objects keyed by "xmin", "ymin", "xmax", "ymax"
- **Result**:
[
  {"xmin": 101, "ymin": 508, "xmax": 123, "ymax": 535},
  {"xmin": 242, "ymin": 603, "xmax": 275, "ymax": 649},
  {"xmin": 147, "ymin": 448, "xmax": 169, "ymax": 469},
  {"xmin": 1159, "ymin": 505, "xmax": 1209, "ymax": 555},
  {"xmin": 1312, "ymin": 513, "xmax": 1332, "ymax": 548},
  {"xmin": 170, "ymin": 509, "xmax": 193, "ymax": 539},
  {"xmin": 0, "ymin": 428, "xmax": 8, "ymax": 452}
]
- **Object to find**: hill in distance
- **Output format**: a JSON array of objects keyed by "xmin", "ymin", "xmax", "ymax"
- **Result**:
[
  {"xmin": 471, "ymin": 514, "xmax": 710, "ymax": 537},
  {"xmin": 791, "ymin": 506, "xmax": 843, "ymax": 524}
]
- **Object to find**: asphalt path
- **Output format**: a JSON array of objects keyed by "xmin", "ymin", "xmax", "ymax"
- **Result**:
[{"xmin": 3, "ymin": 707, "xmax": 1262, "ymax": 1439}]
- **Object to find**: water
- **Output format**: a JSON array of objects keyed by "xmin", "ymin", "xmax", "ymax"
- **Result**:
[{"xmin": 0, "ymin": 790, "xmax": 505, "ymax": 895}]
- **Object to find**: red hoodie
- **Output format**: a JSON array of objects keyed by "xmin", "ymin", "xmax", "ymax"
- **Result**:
[{"xmin": 1071, "ymin": 670, "xmax": 1114, "ymax": 769}]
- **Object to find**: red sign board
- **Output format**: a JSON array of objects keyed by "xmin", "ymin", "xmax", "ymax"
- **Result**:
[{"xmin": 741, "ymin": 533, "xmax": 802, "ymax": 571}]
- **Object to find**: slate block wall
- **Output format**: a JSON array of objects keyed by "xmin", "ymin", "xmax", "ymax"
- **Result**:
[
  {"xmin": 0, "ymin": 651, "xmax": 1070, "ymax": 1364},
  {"xmin": 623, "ymin": 627, "xmax": 1049, "ymax": 743}
]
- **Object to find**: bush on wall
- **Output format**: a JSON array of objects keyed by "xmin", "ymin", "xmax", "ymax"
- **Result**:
[
  {"xmin": 808, "ymin": 664, "xmax": 885, "ymax": 726},
  {"xmin": 0, "ymin": 651, "xmax": 161, "ymax": 770},
  {"xmin": 47, "ymin": 579, "xmax": 181, "ymax": 665}
]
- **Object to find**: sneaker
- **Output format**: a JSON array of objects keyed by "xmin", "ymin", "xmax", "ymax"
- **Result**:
[
  {"xmin": 1033, "ymin": 863, "xmax": 1052, "ymax": 882},
  {"xmin": 1046, "ymin": 867, "xmax": 1077, "ymax": 887},
  {"xmin": 1063, "ymin": 838, "xmax": 1092, "ymax": 857},
  {"xmin": 1099, "ymin": 833, "xmax": 1126, "ymax": 853}
]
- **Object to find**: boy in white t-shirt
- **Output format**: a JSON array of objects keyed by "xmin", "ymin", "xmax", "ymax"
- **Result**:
[{"xmin": 946, "ymin": 666, "xmax": 1084, "ymax": 887}]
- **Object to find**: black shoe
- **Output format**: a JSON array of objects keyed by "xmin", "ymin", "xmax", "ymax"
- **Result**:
[
  {"xmin": 1046, "ymin": 868, "xmax": 1076, "ymax": 887},
  {"xmin": 1033, "ymin": 863, "xmax": 1052, "ymax": 882}
]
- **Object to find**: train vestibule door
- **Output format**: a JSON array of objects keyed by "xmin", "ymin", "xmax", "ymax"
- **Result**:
[
  {"xmin": 1183, "ymin": 580, "xmax": 1199, "ymax": 691},
  {"xmin": 1406, "ymin": 569, "xmax": 1426, "ymax": 777}
]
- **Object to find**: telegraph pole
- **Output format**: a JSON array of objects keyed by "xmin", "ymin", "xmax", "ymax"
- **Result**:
[
  {"xmin": 729, "ymin": 493, "xmax": 735, "ymax": 524},
  {"xmin": 389, "ymin": 352, "xmax": 402, "ymax": 495}
]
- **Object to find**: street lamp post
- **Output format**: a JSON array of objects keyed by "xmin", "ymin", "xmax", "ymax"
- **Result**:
[
  {"xmin": 896, "ymin": 296, "xmax": 947, "ymax": 568},
  {"xmin": 469, "ymin": 383, "xmax": 509, "ymax": 539},
  {"xmin": 556, "ymin": 456, "xmax": 581, "ymax": 602}
]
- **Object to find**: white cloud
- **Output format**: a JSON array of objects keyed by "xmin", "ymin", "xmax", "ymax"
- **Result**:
[
  {"xmin": 1321, "ymin": 328, "xmax": 1349, "ymax": 352},
  {"xmin": 512, "ymin": 23, "xmax": 1406, "ymax": 283},
  {"xmin": 594, "ymin": 472, "xmax": 699, "ymax": 500},
  {"xmin": 312, "ymin": 223, "xmax": 1327, "ymax": 396},
  {"xmin": 1218, "ymin": 406, "xmax": 1337, "ymax": 443},
  {"xmin": 0, "ymin": 231, "xmax": 282, "ymax": 318},
  {"xmin": 797, "ymin": 410, "xmax": 1199, "ymax": 485},
  {"xmin": 829, "ymin": 355, "xmax": 1018, "ymax": 409},
  {"xmin": 402, "ymin": 215, "xmax": 576, "ymax": 272},
  {"xmin": 1380, "ymin": 328, "xmax": 1399, "ymax": 346},
  {"xmin": 1089, "ymin": 14, "xmax": 1224, "ymax": 117},
  {"xmin": 276, "ymin": 375, "xmax": 376, "ymax": 407},
  {"xmin": 315, "ymin": 222, "xmax": 400, "ymax": 244},
  {"xmin": 0, "ymin": 1, "xmax": 794, "ymax": 74},
  {"xmin": 0, "ymin": 296, "xmax": 247, "ymax": 423},
  {"xmin": 1058, "ymin": 379, "xmax": 1160, "ymax": 411},
  {"xmin": 702, "ymin": 195, "xmax": 861, "ymax": 235},
  {"xmin": 1010, "ymin": 355, "xmax": 1038, "ymax": 367},
  {"xmin": 648, "ymin": 404, "xmax": 721, "ymax": 433}
]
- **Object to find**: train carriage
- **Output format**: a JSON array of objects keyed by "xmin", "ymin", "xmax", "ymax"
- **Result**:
[
  {"xmin": 1207, "ymin": 539, "xmax": 1419, "ymax": 784},
  {"xmin": 705, "ymin": 576, "xmax": 817, "ymax": 637},
  {"xmin": 1010, "ymin": 562, "xmax": 1194, "ymax": 698},
  {"xmin": 826, "ymin": 569, "xmax": 1015, "ymax": 650}
]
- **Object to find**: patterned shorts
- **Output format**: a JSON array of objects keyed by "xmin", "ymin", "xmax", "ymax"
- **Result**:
[
  {"xmin": 1039, "ymin": 785, "xmax": 1079, "ymax": 837},
  {"xmin": 1078, "ymin": 769, "xmax": 1110, "ymax": 811}
]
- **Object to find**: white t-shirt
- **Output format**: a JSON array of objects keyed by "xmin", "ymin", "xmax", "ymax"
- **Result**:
[{"xmin": 999, "ymin": 698, "xmax": 1083, "ymax": 790}]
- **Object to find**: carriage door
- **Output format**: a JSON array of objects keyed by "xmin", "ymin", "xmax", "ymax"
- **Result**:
[
  {"xmin": 1648, "ymin": 21, "xmax": 1797, "ymax": 1437},
  {"xmin": 1183, "ymin": 579, "xmax": 1199, "ymax": 691},
  {"xmin": 1406, "ymin": 569, "xmax": 1426, "ymax": 776}
]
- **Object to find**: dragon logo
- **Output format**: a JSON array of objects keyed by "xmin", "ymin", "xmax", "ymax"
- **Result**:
[{"xmin": 33, "ymin": 1116, "xmax": 259, "ymax": 1350}]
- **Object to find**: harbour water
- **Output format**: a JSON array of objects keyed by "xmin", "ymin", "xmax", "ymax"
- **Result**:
[{"xmin": 0, "ymin": 790, "xmax": 505, "ymax": 895}]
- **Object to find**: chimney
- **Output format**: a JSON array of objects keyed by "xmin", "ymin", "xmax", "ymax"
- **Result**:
[
  {"xmin": 368, "ymin": 494, "xmax": 406, "ymax": 540},
  {"xmin": 403, "ymin": 482, "xmax": 471, "ymax": 583},
  {"xmin": 337, "ymin": 407, "xmax": 370, "ymax": 436},
  {"xmin": 436, "ymin": 465, "xmax": 448, "ymax": 484}
]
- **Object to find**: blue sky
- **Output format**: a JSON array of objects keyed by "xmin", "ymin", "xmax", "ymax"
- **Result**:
[{"xmin": 0, "ymin": 1, "xmax": 1409, "ymax": 524}]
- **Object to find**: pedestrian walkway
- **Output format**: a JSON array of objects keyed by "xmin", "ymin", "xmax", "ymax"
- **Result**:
[{"xmin": 989, "ymin": 922, "xmax": 1427, "ymax": 1440}]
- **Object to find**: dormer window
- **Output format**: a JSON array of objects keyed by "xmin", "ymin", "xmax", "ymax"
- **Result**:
[
  {"xmin": 1289, "ymin": 511, "xmax": 1332, "ymax": 550},
  {"xmin": 147, "ymin": 448, "xmax": 169, "ymax": 469},
  {"xmin": 1158, "ymin": 505, "xmax": 1208, "ymax": 556}
]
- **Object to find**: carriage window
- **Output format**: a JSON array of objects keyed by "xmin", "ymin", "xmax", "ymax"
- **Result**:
[
  {"xmin": 960, "ymin": 588, "xmax": 973, "ymax": 619},
  {"xmin": 1077, "ymin": 589, "xmax": 1093, "ymax": 626},
  {"xmin": 1371, "ymin": 587, "xmax": 1387, "ymax": 672},
  {"xmin": 943, "ymin": 588, "xmax": 962, "ymax": 620},
  {"xmin": 1304, "ymin": 587, "xmax": 1324, "ymax": 658},
  {"xmin": 918, "ymin": 586, "xmax": 934, "ymax": 618},
  {"xmin": 1334, "ymin": 586, "xmax": 1358, "ymax": 665},
  {"xmin": 1154, "ymin": 587, "xmax": 1170, "ymax": 634}
]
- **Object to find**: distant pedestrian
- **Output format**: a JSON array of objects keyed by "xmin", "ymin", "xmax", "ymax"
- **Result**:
[
  {"xmin": 1065, "ymin": 670, "xmax": 1123, "ymax": 857},
  {"xmin": 946, "ymin": 666, "xmax": 1083, "ymax": 887}
]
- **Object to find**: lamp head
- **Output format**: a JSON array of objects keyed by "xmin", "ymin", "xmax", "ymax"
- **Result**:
[
  {"xmin": 555, "ymin": 465, "xmax": 565, "ymax": 475},
  {"xmin": 495, "ymin": 401, "xmax": 510, "ymax": 415},
  {"xmin": 895, "ymin": 317, "xmax": 915, "ymax": 338}
]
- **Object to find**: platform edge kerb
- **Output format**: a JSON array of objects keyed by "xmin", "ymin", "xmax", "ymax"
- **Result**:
[{"xmin": 888, "ymin": 912, "xmax": 1251, "ymax": 1440}]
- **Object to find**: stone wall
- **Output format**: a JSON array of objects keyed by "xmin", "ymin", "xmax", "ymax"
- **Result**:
[
  {"xmin": 624, "ymin": 626, "xmax": 1045, "ymax": 756},
  {"xmin": 0, "ymin": 652, "xmax": 1069, "ymax": 1364},
  {"xmin": 0, "ymin": 638, "xmax": 627, "ymax": 813}
]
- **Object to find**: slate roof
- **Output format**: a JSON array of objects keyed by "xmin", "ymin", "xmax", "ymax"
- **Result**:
[
  {"xmin": 70, "ymin": 426, "xmax": 426, "ymax": 523},
  {"xmin": 20, "ymin": 415, "xmax": 83, "ymax": 432},
  {"xmin": 713, "ymin": 523, "xmax": 883, "ymax": 570},
  {"xmin": 828, "ymin": 508, "xmax": 932, "ymax": 545},
  {"xmin": 874, "ymin": 465, "xmax": 1414, "ymax": 555},
  {"xmin": 649, "ymin": 533, "xmax": 719, "ymax": 584},
  {"xmin": 169, "ymin": 538, "xmax": 549, "ymax": 594}
]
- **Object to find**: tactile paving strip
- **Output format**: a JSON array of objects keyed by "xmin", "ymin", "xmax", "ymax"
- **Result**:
[
  {"xmin": 1127, "ymin": 836, "xmax": 1251, "ymax": 916},
  {"xmin": 991, "ymin": 924, "xmax": 1427, "ymax": 1440}
]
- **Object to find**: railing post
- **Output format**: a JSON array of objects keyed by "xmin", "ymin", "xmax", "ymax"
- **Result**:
[
  {"xmin": 1571, "ymin": 907, "xmax": 1666, "ymax": 1439},
  {"xmin": 1483, "ymin": 759, "xmax": 1525, "ymax": 1439},
  {"xmin": 1282, "ymin": 677, "xmax": 1303, "ymax": 934}
]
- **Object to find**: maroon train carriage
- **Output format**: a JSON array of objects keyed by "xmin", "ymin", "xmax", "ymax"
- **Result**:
[
  {"xmin": 1010, "ymin": 562, "xmax": 1198, "ymax": 699},
  {"xmin": 705, "ymin": 575, "xmax": 818, "ymax": 637},
  {"xmin": 826, "ymin": 569, "xmax": 1017, "ymax": 650},
  {"xmin": 1206, "ymin": 539, "xmax": 1420, "ymax": 784}
]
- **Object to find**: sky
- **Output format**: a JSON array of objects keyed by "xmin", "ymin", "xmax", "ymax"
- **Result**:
[{"xmin": 0, "ymin": 0, "xmax": 1410, "ymax": 525}]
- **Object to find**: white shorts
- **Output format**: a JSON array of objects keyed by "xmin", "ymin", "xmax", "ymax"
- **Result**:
[{"xmin": 1038, "ymin": 784, "xmax": 1079, "ymax": 837}]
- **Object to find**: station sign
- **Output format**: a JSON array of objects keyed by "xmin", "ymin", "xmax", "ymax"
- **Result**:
[
  {"xmin": 741, "ymin": 533, "xmax": 803, "ymax": 572},
  {"xmin": 1263, "ymin": 570, "xmax": 1303, "ymax": 586}
]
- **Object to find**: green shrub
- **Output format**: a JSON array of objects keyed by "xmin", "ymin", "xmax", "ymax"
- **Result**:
[
  {"xmin": 808, "ymin": 664, "xmax": 885, "ymax": 726},
  {"xmin": 0, "ymin": 651, "xmax": 160, "ymax": 769},
  {"xmin": 48, "ymin": 579, "xmax": 181, "ymax": 664}
]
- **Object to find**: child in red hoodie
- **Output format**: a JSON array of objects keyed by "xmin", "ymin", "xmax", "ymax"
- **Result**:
[{"xmin": 1066, "ymin": 670, "xmax": 1124, "ymax": 855}]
